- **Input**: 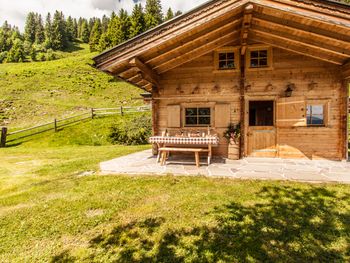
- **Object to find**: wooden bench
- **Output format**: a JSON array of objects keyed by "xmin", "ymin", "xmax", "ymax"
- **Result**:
[{"xmin": 159, "ymin": 147, "xmax": 209, "ymax": 167}]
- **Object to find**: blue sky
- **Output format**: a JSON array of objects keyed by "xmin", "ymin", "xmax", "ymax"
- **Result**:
[{"xmin": 0, "ymin": 0, "xmax": 208, "ymax": 30}]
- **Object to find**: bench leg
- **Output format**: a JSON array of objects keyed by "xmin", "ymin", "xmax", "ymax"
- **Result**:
[
  {"xmin": 161, "ymin": 151, "xmax": 167, "ymax": 166},
  {"xmin": 195, "ymin": 152, "xmax": 200, "ymax": 168}
]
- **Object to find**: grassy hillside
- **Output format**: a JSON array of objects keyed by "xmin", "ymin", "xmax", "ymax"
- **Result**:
[{"xmin": 0, "ymin": 43, "xmax": 143, "ymax": 129}]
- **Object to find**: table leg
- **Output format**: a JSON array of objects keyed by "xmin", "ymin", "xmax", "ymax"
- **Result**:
[
  {"xmin": 195, "ymin": 152, "xmax": 200, "ymax": 168},
  {"xmin": 208, "ymin": 145, "xmax": 212, "ymax": 165},
  {"xmin": 156, "ymin": 143, "xmax": 162, "ymax": 163}
]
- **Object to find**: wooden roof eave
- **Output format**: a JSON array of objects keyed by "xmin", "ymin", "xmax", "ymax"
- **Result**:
[{"xmin": 94, "ymin": 0, "xmax": 248, "ymax": 72}]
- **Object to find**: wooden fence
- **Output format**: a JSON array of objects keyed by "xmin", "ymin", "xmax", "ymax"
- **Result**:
[{"xmin": 0, "ymin": 105, "xmax": 151, "ymax": 147}]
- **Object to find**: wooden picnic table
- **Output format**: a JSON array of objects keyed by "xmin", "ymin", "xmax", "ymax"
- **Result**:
[{"xmin": 149, "ymin": 135, "xmax": 219, "ymax": 167}]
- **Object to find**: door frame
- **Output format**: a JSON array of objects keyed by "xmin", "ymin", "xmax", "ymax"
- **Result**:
[{"xmin": 244, "ymin": 95, "xmax": 278, "ymax": 157}]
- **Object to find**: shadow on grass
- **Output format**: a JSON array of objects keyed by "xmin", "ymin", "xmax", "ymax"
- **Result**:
[{"xmin": 51, "ymin": 185, "xmax": 350, "ymax": 262}]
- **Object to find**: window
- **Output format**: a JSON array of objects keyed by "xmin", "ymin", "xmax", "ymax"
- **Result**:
[
  {"xmin": 218, "ymin": 52, "xmax": 235, "ymax": 70},
  {"xmin": 246, "ymin": 46, "xmax": 273, "ymax": 70},
  {"xmin": 249, "ymin": 101, "xmax": 274, "ymax": 126},
  {"xmin": 185, "ymin": 107, "xmax": 211, "ymax": 126},
  {"xmin": 250, "ymin": 50, "xmax": 268, "ymax": 68},
  {"xmin": 214, "ymin": 47, "xmax": 240, "ymax": 72},
  {"xmin": 307, "ymin": 105, "xmax": 324, "ymax": 126}
]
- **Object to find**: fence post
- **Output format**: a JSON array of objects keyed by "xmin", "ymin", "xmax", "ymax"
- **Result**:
[
  {"xmin": 120, "ymin": 106, "xmax": 124, "ymax": 116},
  {"xmin": 54, "ymin": 119, "xmax": 57, "ymax": 132},
  {"xmin": 1, "ymin": 127, "xmax": 7, "ymax": 148},
  {"xmin": 91, "ymin": 108, "xmax": 94, "ymax": 119}
]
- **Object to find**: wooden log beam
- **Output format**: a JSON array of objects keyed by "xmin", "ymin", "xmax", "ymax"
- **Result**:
[
  {"xmin": 127, "ymin": 73, "xmax": 143, "ymax": 83},
  {"xmin": 253, "ymin": 5, "xmax": 350, "ymax": 43},
  {"xmin": 119, "ymin": 67, "xmax": 140, "ymax": 79},
  {"xmin": 251, "ymin": 0, "xmax": 350, "ymax": 29},
  {"xmin": 342, "ymin": 61, "xmax": 350, "ymax": 79},
  {"xmin": 130, "ymin": 57, "xmax": 160, "ymax": 87},
  {"xmin": 146, "ymin": 18, "xmax": 242, "ymax": 67},
  {"xmin": 250, "ymin": 30, "xmax": 344, "ymax": 65},
  {"xmin": 97, "ymin": 1, "xmax": 247, "ymax": 71},
  {"xmin": 240, "ymin": 4, "xmax": 254, "ymax": 55},
  {"xmin": 251, "ymin": 17, "xmax": 350, "ymax": 57},
  {"xmin": 155, "ymin": 31, "xmax": 240, "ymax": 74}
]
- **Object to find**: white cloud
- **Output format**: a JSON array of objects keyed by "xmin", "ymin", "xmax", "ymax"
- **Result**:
[{"xmin": 0, "ymin": 0, "xmax": 207, "ymax": 30}]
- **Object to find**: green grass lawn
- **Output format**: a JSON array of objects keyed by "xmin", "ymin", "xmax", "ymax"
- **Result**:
[
  {"xmin": 0, "ymin": 42, "xmax": 142, "ymax": 129},
  {"xmin": 0, "ymin": 142, "xmax": 349, "ymax": 262}
]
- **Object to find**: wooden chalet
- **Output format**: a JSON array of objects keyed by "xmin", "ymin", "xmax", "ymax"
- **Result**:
[{"xmin": 94, "ymin": 0, "xmax": 350, "ymax": 161}]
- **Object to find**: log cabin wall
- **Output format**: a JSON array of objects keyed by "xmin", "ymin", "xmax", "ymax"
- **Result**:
[
  {"xmin": 156, "ymin": 46, "xmax": 241, "ymax": 159},
  {"xmin": 156, "ymin": 45, "xmax": 345, "ymax": 160}
]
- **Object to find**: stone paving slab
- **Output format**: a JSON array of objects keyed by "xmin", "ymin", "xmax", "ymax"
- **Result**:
[{"xmin": 100, "ymin": 150, "xmax": 350, "ymax": 184}]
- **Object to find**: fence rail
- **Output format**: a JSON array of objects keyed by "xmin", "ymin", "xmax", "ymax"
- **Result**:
[{"xmin": 0, "ymin": 105, "xmax": 151, "ymax": 147}]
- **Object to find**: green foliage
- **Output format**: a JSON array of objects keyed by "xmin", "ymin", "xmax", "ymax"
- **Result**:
[
  {"xmin": 24, "ymin": 12, "xmax": 36, "ymax": 44},
  {"xmin": 81, "ymin": 20, "xmax": 90, "ymax": 43},
  {"xmin": 109, "ymin": 113, "xmax": 152, "ymax": 145},
  {"xmin": 66, "ymin": 16, "xmax": 75, "ymax": 42},
  {"xmin": 89, "ymin": 19, "xmax": 102, "ymax": 52},
  {"xmin": 35, "ymin": 14, "xmax": 45, "ymax": 44},
  {"xmin": 165, "ymin": 7, "xmax": 174, "ymax": 21},
  {"xmin": 145, "ymin": 0, "xmax": 163, "ymax": 30},
  {"xmin": 6, "ymin": 38, "xmax": 25, "ymax": 62},
  {"xmin": 44, "ymin": 12, "xmax": 53, "ymax": 49},
  {"xmin": 129, "ymin": 4, "xmax": 146, "ymax": 38},
  {"xmin": 52, "ymin": 11, "xmax": 68, "ymax": 50}
]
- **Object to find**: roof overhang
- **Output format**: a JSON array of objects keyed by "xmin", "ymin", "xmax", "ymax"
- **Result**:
[{"xmin": 93, "ymin": 0, "xmax": 350, "ymax": 92}]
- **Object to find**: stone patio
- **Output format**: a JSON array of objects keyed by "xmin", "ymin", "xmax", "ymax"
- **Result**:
[{"xmin": 100, "ymin": 150, "xmax": 350, "ymax": 184}]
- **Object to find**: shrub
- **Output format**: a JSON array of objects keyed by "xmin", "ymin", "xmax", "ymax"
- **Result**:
[
  {"xmin": 0, "ymin": 51, "xmax": 7, "ymax": 63},
  {"xmin": 109, "ymin": 114, "xmax": 152, "ymax": 145}
]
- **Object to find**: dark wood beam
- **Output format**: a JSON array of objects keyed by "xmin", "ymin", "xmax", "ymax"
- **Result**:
[
  {"xmin": 251, "ymin": 17, "xmax": 350, "ymax": 57},
  {"xmin": 240, "ymin": 4, "xmax": 254, "ymax": 55},
  {"xmin": 129, "ymin": 57, "xmax": 160, "ymax": 87},
  {"xmin": 155, "ymin": 31, "xmax": 240, "ymax": 74},
  {"xmin": 119, "ymin": 67, "xmax": 139, "ymax": 79},
  {"xmin": 127, "ymin": 73, "xmax": 143, "ymax": 83},
  {"xmin": 250, "ymin": 30, "xmax": 344, "ymax": 65}
]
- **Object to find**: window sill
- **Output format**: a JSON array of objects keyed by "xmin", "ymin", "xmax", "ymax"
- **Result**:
[
  {"xmin": 213, "ymin": 69, "xmax": 240, "ymax": 74},
  {"xmin": 246, "ymin": 66, "xmax": 274, "ymax": 72}
]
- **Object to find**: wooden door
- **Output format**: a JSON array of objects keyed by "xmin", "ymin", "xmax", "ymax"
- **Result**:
[
  {"xmin": 247, "ymin": 127, "xmax": 277, "ymax": 157},
  {"xmin": 247, "ymin": 100, "xmax": 277, "ymax": 157}
]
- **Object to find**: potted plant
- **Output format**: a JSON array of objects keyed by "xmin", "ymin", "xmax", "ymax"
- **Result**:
[{"xmin": 224, "ymin": 123, "xmax": 241, "ymax": 144}]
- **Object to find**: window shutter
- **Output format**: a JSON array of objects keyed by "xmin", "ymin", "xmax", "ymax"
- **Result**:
[
  {"xmin": 215, "ymin": 104, "xmax": 231, "ymax": 128},
  {"xmin": 167, "ymin": 105, "xmax": 181, "ymax": 128},
  {"xmin": 276, "ymin": 97, "xmax": 306, "ymax": 127}
]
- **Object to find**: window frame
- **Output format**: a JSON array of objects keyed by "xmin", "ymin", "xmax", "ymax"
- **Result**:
[
  {"xmin": 181, "ymin": 103, "xmax": 215, "ymax": 128},
  {"xmin": 306, "ymin": 100, "xmax": 330, "ymax": 127},
  {"xmin": 246, "ymin": 45, "xmax": 273, "ymax": 71},
  {"xmin": 213, "ymin": 47, "xmax": 240, "ymax": 73},
  {"xmin": 184, "ymin": 107, "xmax": 212, "ymax": 127}
]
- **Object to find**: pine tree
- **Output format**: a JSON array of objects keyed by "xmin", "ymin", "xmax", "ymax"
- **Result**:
[
  {"xmin": 44, "ymin": 13, "xmax": 53, "ymax": 49},
  {"xmin": 24, "ymin": 12, "xmax": 36, "ymax": 44},
  {"xmin": 77, "ymin": 17, "xmax": 83, "ymax": 38},
  {"xmin": 175, "ymin": 10, "xmax": 183, "ymax": 16},
  {"xmin": 145, "ymin": 0, "xmax": 163, "ymax": 30},
  {"xmin": 129, "ymin": 4, "xmax": 146, "ymax": 38},
  {"xmin": 89, "ymin": 19, "xmax": 102, "ymax": 52},
  {"xmin": 73, "ymin": 18, "xmax": 78, "ymax": 38},
  {"xmin": 35, "ymin": 14, "xmax": 45, "ymax": 44},
  {"xmin": 165, "ymin": 8, "xmax": 174, "ymax": 21},
  {"xmin": 6, "ymin": 38, "xmax": 25, "ymax": 62},
  {"xmin": 52, "ymin": 11, "xmax": 68, "ymax": 50},
  {"xmin": 81, "ymin": 20, "xmax": 90, "ymax": 43},
  {"xmin": 106, "ymin": 9, "xmax": 131, "ymax": 47},
  {"xmin": 98, "ymin": 32, "xmax": 109, "ymax": 52},
  {"xmin": 66, "ymin": 16, "xmax": 75, "ymax": 42},
  {"xmin": 101, "ymin": 15, "xmax": 110, "ymax": 33}
]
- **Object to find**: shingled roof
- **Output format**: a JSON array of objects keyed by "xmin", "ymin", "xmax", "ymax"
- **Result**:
[{"xmin": 93, "ymin": 0, "xmax": 350, "ymax": 91}]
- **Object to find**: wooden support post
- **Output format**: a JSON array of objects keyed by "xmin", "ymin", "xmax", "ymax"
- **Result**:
[
  {"xmin": 120, "ymin": 106, "xmax": 124, "ymax": 116},
  {"xmin": 152, "ymin": 86, "xmax": 159, "ymax": 155},
  {"xmin": 1, "ymin": 127, "xmax": 7, "ymax": 148},
  {"xmin": 54, "ymin": 119, "xmax": 58, "ymax": 132},
  {"xmin": 91, "ymin": 108, "xmax": 94, "ymax": 119},
  {"xmin": 239, "ymin": 54, "xmax": 246, "ymax": 159}
]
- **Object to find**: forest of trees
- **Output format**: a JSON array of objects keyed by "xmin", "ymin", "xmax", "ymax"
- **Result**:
[{"xmin": 0, "ymin": 0, "xmax": 181, "ymax": 63}]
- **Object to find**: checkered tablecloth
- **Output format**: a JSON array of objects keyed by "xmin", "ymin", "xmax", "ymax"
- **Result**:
[{"xmin": 149, "ymin": 136, "xmax": 219, "ymax": 145}]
